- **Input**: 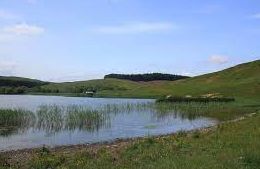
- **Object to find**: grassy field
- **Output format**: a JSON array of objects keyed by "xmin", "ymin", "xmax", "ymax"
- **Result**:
[
  {"xmin": 37, "ymin": 60, "xmax": 260, "ymax": 99},
  {"xmin": 1, "ymin": 110, "xmax": 259, "ymax": 169}
]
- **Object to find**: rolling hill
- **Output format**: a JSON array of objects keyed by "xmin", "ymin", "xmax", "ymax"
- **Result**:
[
  {"xmin": 0, "ymin": 76, "xmax": 49, "ymax": 94},
  {"xmin": 0, "ymin": 76, "xmax": 48, "ymax": 88},
  {"xmin": 38, "ymin": 60, "xmax": 260, "ymax": 99}
]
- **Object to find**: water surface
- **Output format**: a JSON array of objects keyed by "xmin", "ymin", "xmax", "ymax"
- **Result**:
[{"xmin": 0, "ymin": 95, "xmax": 217, "ymax": 151}]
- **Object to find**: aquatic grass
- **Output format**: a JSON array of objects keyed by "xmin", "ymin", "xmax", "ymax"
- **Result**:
[
  {"xmin": 144, "ymin": 125, "xmax": 157, "ymax": 129},
  {"xmin": 0, "ymin": 109, "xmax": 35, "ymax": 126},
  {"xmin": 0, "ymin": 104, "xmax": 111, "ymax": 136},
  {"xmin": 100, "ymin": 102, "xmax": 152, "ymax": 115},
  {"xmin": 65, "ymin": 105, "xmax": 109, "ymax": 131},
  {"xmin": 36, "ymin": 105, "xmax": 64, "ymax": 134},
  {"xmin": 96, "ymin": 101, "xmax": 259, "ymax": 121},
  {"xmin": 35, "ymin": 104, "xmax": 111, "ymax": 134},
  {"xmin": 0, "ymin": 109, "xmax": 35, "ymax": 136},
  {"xmin": 151, "ymin": 102, "xmax": 259, "ymax": 121}
]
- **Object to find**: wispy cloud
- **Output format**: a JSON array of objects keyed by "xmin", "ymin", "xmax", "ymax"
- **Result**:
[
  {"xmin": 193, "ymin": 5, "xmax": 221, "ymax": 14},
  {"xmin": 108, "ymin": 0, "xmax": 125, "ymax": 3},
  {"xmin": 251, "ymin": 13, "xmax": 260, "ymax": 19},
  {"xmin": 0, "ymin": 60, "xmax": 18, "ymax": 75},
  {"xmin": 0, "ymin": 9, "xmax": 19, "ymax": 20},
  {"xmin": 2, "ymin": 23, "xmax": 45, "ymax": 36},
  {"xmin": 209, "ymin": 55, "xmax": 229, "ymax": 64},
  {"xmin": 0, "ymin": 23, "xmax": 45, "ymax": 43},
  {"xmin": 93, "ymin": 22, "xmax": 177, "ymax": 34},
  {"xmin": 25, "ymin": 0, "xmax": 37, "ymax": 4}
]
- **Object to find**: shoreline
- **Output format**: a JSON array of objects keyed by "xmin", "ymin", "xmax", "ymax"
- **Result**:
[
  {"xmin": 0, "ymin": 93, "xmax": 158, "ymax": 100},
  {"xmin": 0, "ymin": 124, "xmax": 216, "ymax": 154},
  {"xmin": 0, "ymin": 125, "xmax": 217, "ymax": 167}
]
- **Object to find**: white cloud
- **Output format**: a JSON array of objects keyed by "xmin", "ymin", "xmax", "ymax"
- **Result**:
[
  {"xmin": 251, "ymin": 13, "xmax": 260, "ymax": 19},
  {"xmin": 0, "ymin": 9, "xmax": 19, "ymax": 20},
  {"xmin": 2, "ymin": 23, "xmax": 45, "ymax": 36},
  {"xmin": 209, "ymin": 55, "xmax": 229, "ymax": 64},
  {"xmin": 181, "ymin": 71, "xmax": 193, "ymax": 76},
  {"xmin": 0, "ymin": 23, "xmax": 45, "ymax": 43},
  {"xmin": 93, "ymin": 22, "xmax": 176, "ymax": 34}
]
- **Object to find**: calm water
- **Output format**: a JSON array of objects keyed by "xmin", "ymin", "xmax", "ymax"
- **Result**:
[{"xmin": 0, "ymin": 95, "xmax": 217, "ymax": 151}]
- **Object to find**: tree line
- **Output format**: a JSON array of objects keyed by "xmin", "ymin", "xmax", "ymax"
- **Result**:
[
  {"xmin": 104, "ymin": 73, "xmax": 190, "ymax": 82},
  {"xmin": 0, "ymin": 87, "xmax": 27, "ymax": 94}
]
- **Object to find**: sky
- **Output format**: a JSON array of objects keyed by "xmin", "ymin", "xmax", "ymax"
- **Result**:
[{"xmin": 0, "ymin": 0, "xmax": 259, "ymax": 82}]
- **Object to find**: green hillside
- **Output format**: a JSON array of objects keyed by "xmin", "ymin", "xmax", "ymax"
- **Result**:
[
  {"xmin": 0, "ymin": 76, "xmax": 49, "ymax": 94},
  {"xmin": 0, "ymin": 76, "xmax": 48, "ymax": 88},
  {"xmin": 38, "ymin": 60, "xmax": 260, "ymax": 99},
  {"xmin": 35, "ymin": 78, "xmax": 141, "ymax": 94},
  {"xmin": 122, "ymin": 59, "xmax": 260, "ymax": 99}
]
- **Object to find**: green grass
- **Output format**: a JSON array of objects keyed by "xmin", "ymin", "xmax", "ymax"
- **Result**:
[{"xmin": 1, "ymin": 110, "xmax": 258, "ymax": 169}]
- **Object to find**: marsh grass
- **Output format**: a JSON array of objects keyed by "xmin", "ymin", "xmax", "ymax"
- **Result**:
[
  {"xmin": 0, "ymin": 105, "xmax": 110, "ymax": 136},
  {"xmin": 65, "ymin": 105, "xmax": 110, "ymax": 131},
  {"xmin": 100, "ymin": 101, "xmax": 259, "ymax": 121},
  {"xmin": 0, "ymin": 109, "xmax": 35, "ymax": 136},
  {"xmin": 152, "ymin": 102, "xmax": 259, "ymax": 121},
  {"xmin": 35, "ymin": 105, "xmax": 110, "ymax": 134}
]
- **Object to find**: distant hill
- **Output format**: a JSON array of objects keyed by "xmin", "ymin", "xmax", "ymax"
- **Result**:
[
  {"xmin": 104, "ymin": 73, "xmax": 190, "ymax": 82},
  {"xmin": 1, "ymin": 60, "xmax": 259, "ymax": 99},
  {"xmin": 39, "ymin": 60, "xmax": 260, "ymax": 99},
  {"xmin": 0, "ymin": 76, "xmax": 49, "ymax": 94},
  {"xmin": 118, "ymin": 59, "xmax": 260, "ymax": 99},
  {"xmin": 0, "ymin": 76, "xmax": 48, "ymax": 88}
]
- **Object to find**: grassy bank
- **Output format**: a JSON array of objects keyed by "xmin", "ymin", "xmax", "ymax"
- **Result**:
[{"xmin": 1, "ymin": 111, "xmax": 259, "ymax": 169}]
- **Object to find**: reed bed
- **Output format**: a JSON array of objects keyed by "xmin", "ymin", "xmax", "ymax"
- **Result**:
[{"xmin": 0, "ymin": 109, "xmax": 35, "ymax": 136}]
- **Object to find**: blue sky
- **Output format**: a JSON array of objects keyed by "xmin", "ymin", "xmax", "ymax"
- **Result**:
[{"xmin": 0, "ymin": 0, "xmax": 259, "ymax": 82}]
